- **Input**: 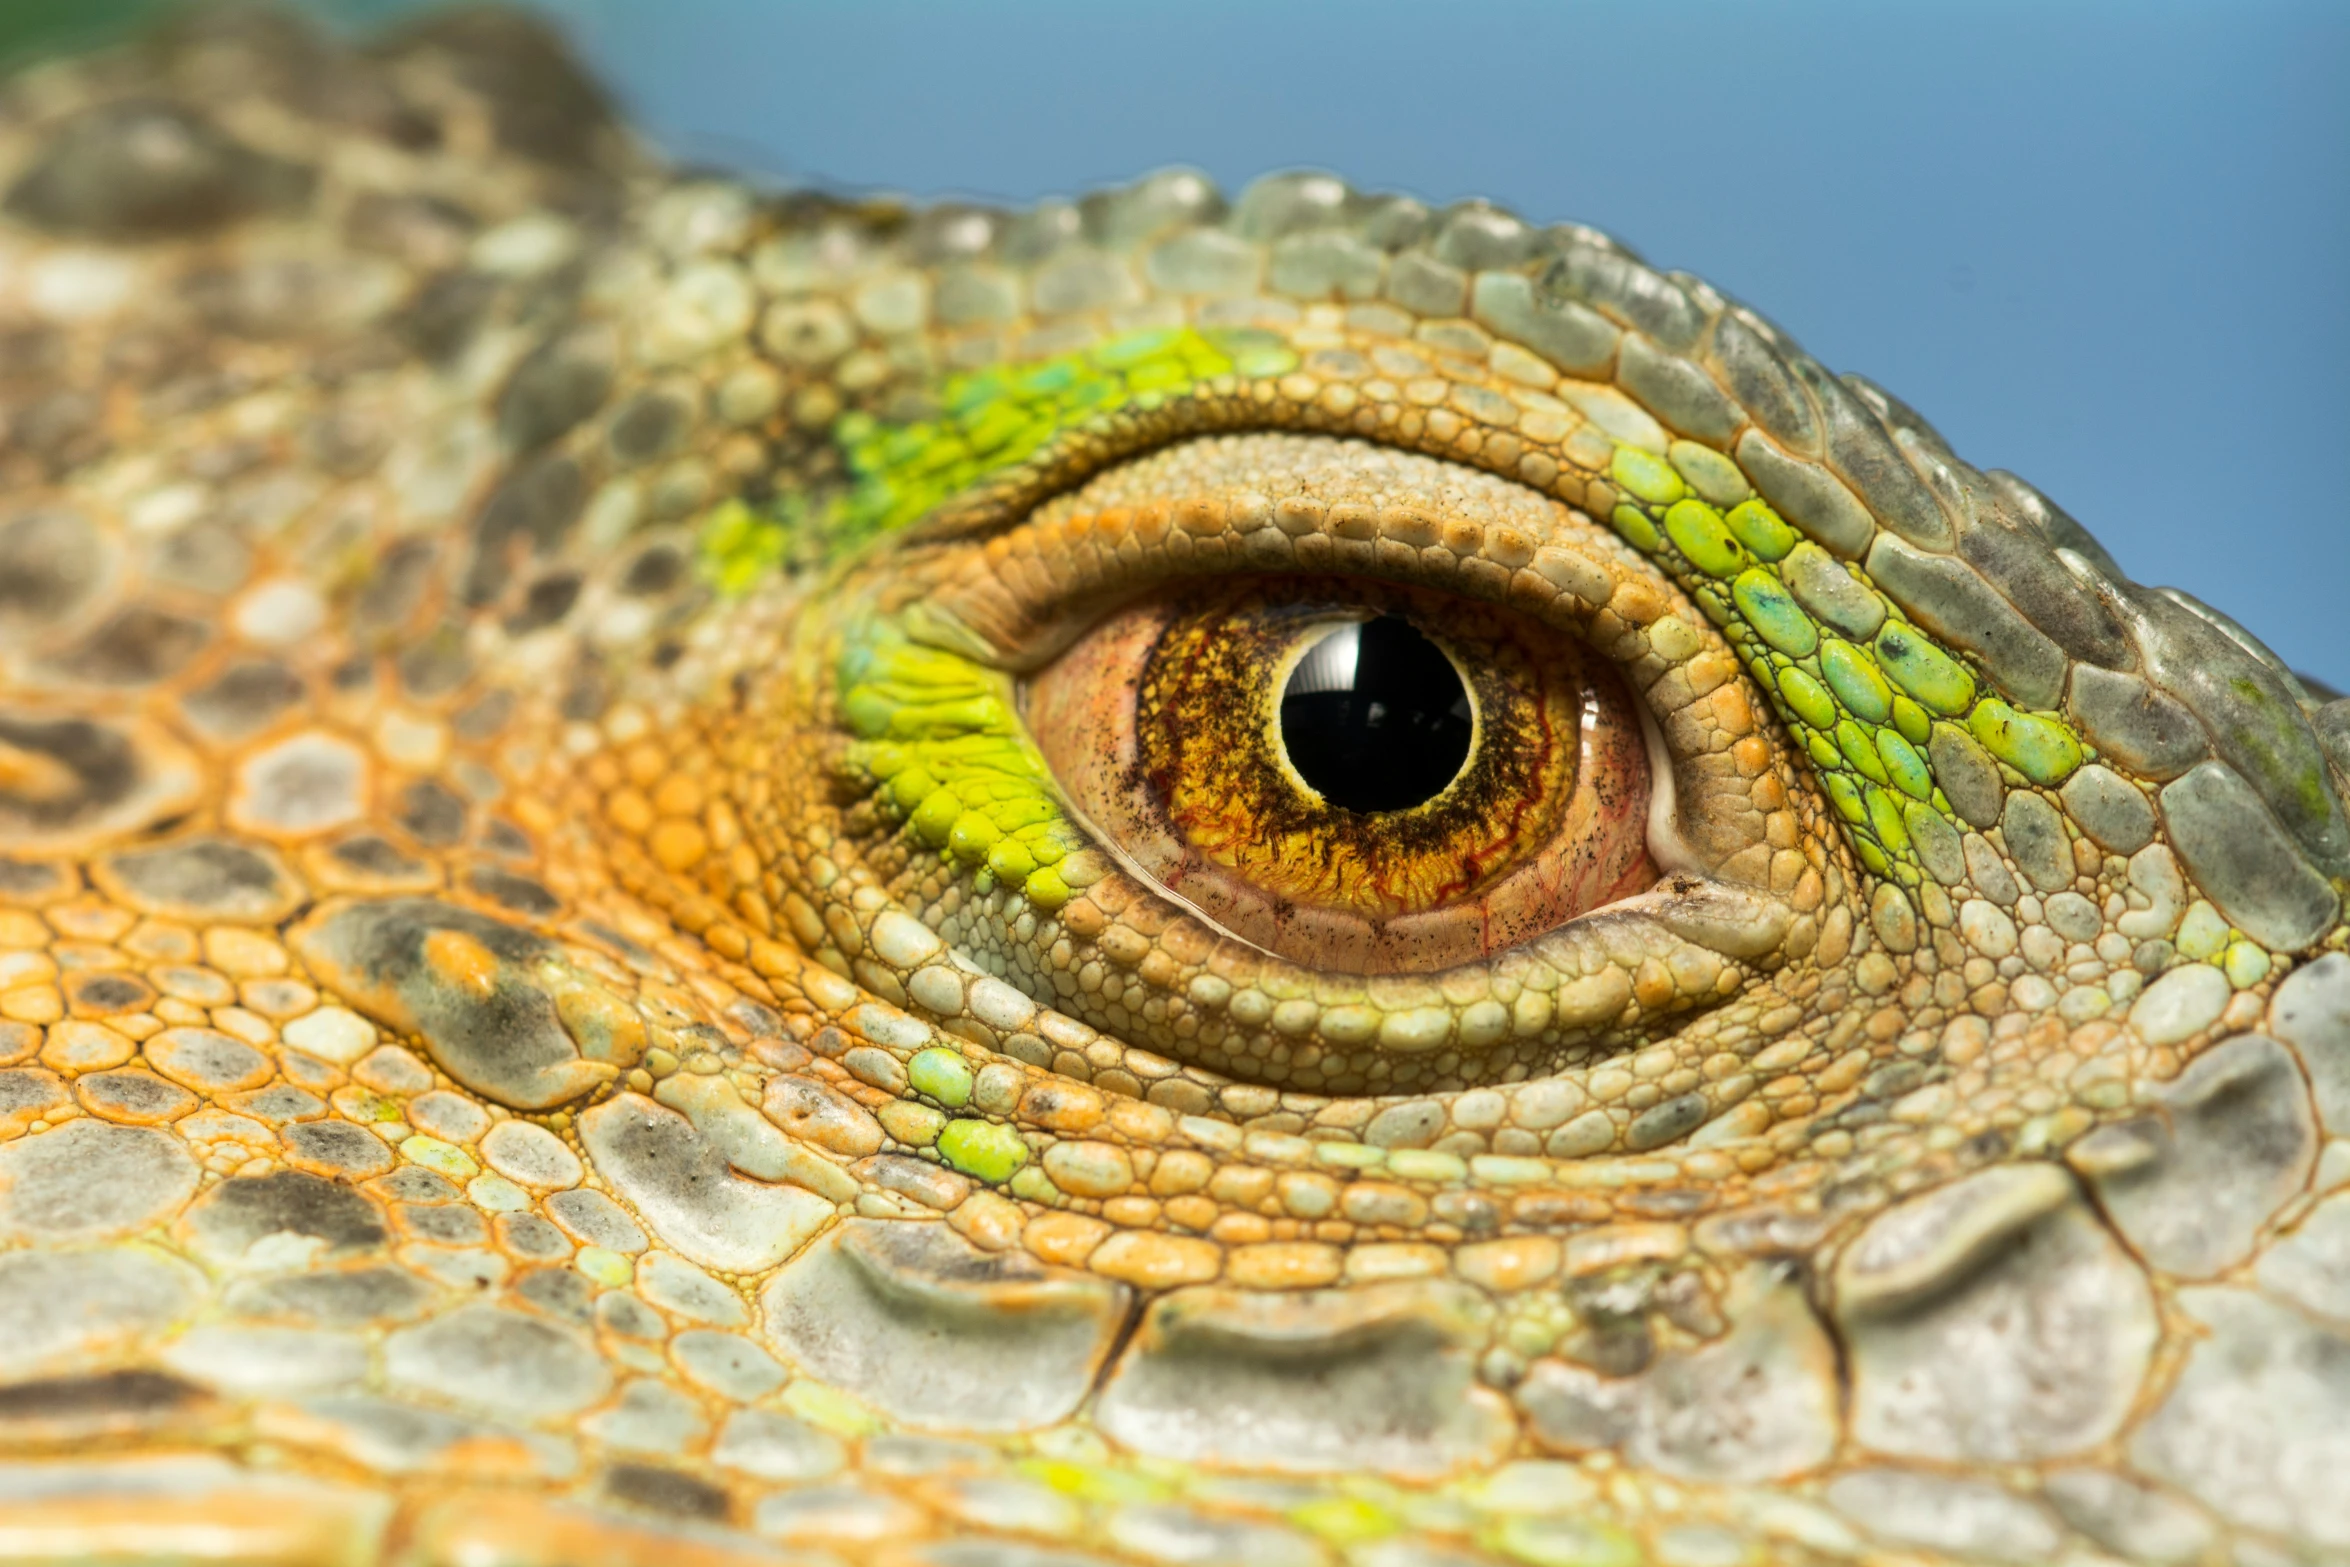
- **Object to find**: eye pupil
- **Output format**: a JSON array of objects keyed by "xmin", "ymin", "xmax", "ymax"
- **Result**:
[{"xmin": 1280, "ymin": 615, "xmax": 1474, "ymax": 812}]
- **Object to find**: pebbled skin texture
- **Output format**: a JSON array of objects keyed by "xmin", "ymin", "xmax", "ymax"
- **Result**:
[{"xmin": 1, "ymin": 9, "xmax": 2348, "ymax": 1567}]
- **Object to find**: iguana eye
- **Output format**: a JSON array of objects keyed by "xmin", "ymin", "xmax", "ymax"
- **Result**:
[
  {"xmin": 802, "ymin": 431, "xmax": 1813, "ymax": 1096},
  {"xmin": 1027, "ymin": 576, "xmax": 1658, "ymax": 974}
]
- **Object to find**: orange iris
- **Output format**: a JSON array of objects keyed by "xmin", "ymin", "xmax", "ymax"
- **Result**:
[{"xmin": 1028, "ymin": 577, "xmax": 1656, "ymax": 974}]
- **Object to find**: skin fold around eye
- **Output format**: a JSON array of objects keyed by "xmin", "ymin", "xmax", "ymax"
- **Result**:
[{"xmin": 775, "ymin": 431, "xmax": 1832, "ymax": 1096}]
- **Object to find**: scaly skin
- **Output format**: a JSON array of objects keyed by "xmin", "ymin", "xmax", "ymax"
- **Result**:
[{"xmin": 1, "ymin": 11, "xmax": 2347, "ymax": 1567}]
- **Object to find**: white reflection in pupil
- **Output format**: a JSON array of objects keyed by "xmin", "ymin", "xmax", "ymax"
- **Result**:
[{"xmin": 1279, "ymin": 616, "xmax": 1474, "ymax": 813}]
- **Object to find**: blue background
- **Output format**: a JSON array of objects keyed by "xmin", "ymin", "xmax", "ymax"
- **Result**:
[{"xmin": 378, "ymin": 2, "xmax": 2350, "ymax": 685}]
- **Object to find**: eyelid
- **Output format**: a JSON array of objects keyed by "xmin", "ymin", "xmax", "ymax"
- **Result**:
[
  {"xmin": 808, "ymin": 433, "xmax": 1833, "ymax": 1094},
  {"xmin": 899, "ymin": 445, "xmax": 1632, "ymax": 673}
]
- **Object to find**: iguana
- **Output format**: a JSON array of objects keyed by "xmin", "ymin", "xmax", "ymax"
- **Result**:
[{"xmin": 0, "ymin": 8, "xmax": 2345, "ymax": 1566}]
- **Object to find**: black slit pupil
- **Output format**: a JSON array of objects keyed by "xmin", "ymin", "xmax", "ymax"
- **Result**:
[{"xmin": 1279, "ymin": 616, "xmax": 1474, "ymax": 813}]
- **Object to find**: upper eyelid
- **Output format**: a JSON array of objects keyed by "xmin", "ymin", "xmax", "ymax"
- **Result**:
[{"xmin": 890, "ymin": 448, "xmax": 1652, "ymax": 676}]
